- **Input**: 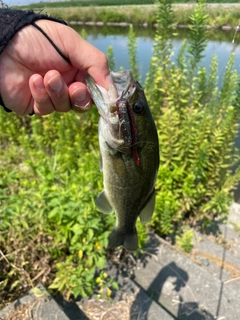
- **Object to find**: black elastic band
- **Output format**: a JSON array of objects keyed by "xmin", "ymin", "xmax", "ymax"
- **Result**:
[
  {"xmin": 0, "ymin": 95, "xmax": 11, "ymax": 112},
  {"xmin": 31, "ymin": 21, "xmax": 71, "ymax": 64}
]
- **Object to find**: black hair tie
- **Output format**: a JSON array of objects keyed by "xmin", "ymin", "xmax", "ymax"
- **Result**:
[
  {"xmin": 0, "ymin": 96, "xmax": 35, "ymax": 115},
  {"xmin": 0, "ymin": 95, "xmax": 12, "ymax": 112},
  {"xmin": 31, "ymin": 22, "xmax": 71, "ymax": 64}
]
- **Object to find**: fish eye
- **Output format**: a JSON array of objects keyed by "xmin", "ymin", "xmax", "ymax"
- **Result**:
[{"xmin": 133, "ymin": 102, "xmax": 145, "ymax": 114}]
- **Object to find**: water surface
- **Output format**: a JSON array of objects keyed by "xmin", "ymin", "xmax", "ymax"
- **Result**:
[{"xmin": 73, "ymin": 25, "xmax": 240, "ymax": 83}]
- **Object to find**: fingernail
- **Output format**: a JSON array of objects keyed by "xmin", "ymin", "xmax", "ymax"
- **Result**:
[
  {"xmin": 105, "ymin": 74, "xmax": 113, "ymax": 89},
  {"xmin": 108, "ymin": 84, "xmax": 118, "ymax": 101},
  {"xmin": 72, "ymin": 88, "xmax": 86, "ymax": 106},
  {"xmin": 48, "ymin": 75, "xmax": 63, "ymax": 92},
  {"xmin": 33, "ymin": 75, "xmax": 44, "ymax": 91},
  {"xmin": 73, "ymin": 102, "xmax": 91, "ymax": 110}
]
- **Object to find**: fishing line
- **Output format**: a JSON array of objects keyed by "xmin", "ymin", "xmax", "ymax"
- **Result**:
[
  {"xmin": 232, "ymin": 23, "xmax": 240, "ymax": 44},
  {"xmin": 215, "ymin": 217, "xmax": 229, "ymax": 318},
  {"xmin": 215, "ymin": 24, "xmax": 240, "ymax": 88}
]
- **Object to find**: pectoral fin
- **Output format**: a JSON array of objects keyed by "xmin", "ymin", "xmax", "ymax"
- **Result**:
[
  {"xmin": 95, "ymin": 190, "xmax": 113, "ymax": 214},
  {"xmin": 139, "ymin": 190, "xmax": 155, "ymax": 224}
]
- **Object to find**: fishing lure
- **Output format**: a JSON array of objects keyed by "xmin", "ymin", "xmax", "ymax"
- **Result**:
[{"xmin": 116, "ymin": 97, "xmax": 141, "ymax": 166}]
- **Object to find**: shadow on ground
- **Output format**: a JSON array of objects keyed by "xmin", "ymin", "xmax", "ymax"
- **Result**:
[
  {"xmin": 130, "ymin": 237, "xmax": 215, "ymax": 320},
  {"xmin": 55, "ymin": 296, "xmax": 89, "ymax": 320},
  {"xmin": 130, "ymin": 260, "xmax": 215, "ymax": 320}
]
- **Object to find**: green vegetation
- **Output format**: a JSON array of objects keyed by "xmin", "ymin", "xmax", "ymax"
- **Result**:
[
  {"xmin": 176, "ymin": 228, "xmax": 194, "ymax": 253},
  {"xmin": 0, "ymin": 110, "xmax": 119, "ymax": 306},
  {"xmin": 145, "ymin": 0, "xmax": 240, "ymax": 236},
  {"xmin": 1, "ymin": 0, "xmax": 240, "ymax": 309},
  {"xmin": 19, "ymin": 0, "xmax": 239, "ymax": 10},
  {"xmin": 22, "ymin": 0, "xmax": 156, "ymax": 8},
  {"xmin": 127, "ymin": 25, "xmax": 140, "ymax": 81},
  {"xmin": 18, "ymin": 1, "xmax": 240, "ymax": 28}
]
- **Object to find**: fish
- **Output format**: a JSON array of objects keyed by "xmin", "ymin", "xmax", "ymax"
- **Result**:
[{"xmin": 86, "ymin": 70, "xmax": 159, "ymax": 251}]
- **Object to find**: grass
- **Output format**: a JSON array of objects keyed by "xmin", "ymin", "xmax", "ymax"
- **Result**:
[
  {"xmin": 16, "ymin": 4, "xmax": 240, "ymax": 28},
  {"xmin": 40, "ymin": 6, "xmax": 157, "ymax": 25},
  {"xmin": 21, "ymin": 0, "xmax": 156, "ymax": 8},
  {"xmin": 17, "ymin": 0, "xmax": 240, "ymax": 10}
]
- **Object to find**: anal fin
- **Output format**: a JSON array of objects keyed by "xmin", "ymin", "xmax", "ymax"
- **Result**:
[{"xmin": 139, "ymin": 190, "xmax": 155, "ymax": 224}]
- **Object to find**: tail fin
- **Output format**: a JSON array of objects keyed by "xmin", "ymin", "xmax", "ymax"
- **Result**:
[{"xmin": 108, "ymin": 228, "xmax": 138, "ymax": 251}]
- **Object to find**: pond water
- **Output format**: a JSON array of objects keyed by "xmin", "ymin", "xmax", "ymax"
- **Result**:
[
  {"xmin": 72, "ymin": 25, "xmax": 240, "ymax": 200},
  {"xmin": 73, "ymin": 25, "xmax": 240, "ymax": 83}
]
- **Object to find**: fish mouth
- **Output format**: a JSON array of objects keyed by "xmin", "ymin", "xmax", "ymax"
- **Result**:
[
  {"xmin": 86, "ymin": 71, "xmax": 140, "ymax": 165},
  {"xmin": 111, "ymin": 71, "xmax": 136, "ymax": 100},
  {"xmin": 85, "ymin": 71, "xmax": 136, "ymax": 114}
]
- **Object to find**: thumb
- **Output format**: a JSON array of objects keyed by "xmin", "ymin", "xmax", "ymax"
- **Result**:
[{"xmin": 64, "ymin": 27, "xmax": 113, "ymax": 89}]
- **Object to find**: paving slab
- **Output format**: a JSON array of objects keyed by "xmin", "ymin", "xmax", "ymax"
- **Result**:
[
  {"xmin": 193, "ymin": 230, "xmax": 240, "ymax": 284},
  {"xmin": 191, "ymin": 202, "xmax": 240, "ymax": 292},
  {"xmin": 131, "ymin": 233, "xmax": 240, "ymax": 320},
  {"xmin": 0, "ymin": 284, "xmax": 70, "ymax": 320},
  {"xmin": 228, "ymin": 202, "xmax": 240, "ymax": 228}
]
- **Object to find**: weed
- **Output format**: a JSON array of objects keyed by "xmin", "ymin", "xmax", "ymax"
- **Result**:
[
  {"xmin": 176, "ymin": 228, "xmax": 194, "ymax": 253},
  {"xmin": 145, "ymin": 0, "xmax": 240, "ymax": 236}
]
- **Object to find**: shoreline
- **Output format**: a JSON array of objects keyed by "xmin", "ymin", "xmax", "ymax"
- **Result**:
[
  {"xmin": 34, "ymin": 4, "xmax": 240, "ymax": 30},
  {"xmin": 68, "ymin": 20, "xmax": 240, "ymax": 31}
]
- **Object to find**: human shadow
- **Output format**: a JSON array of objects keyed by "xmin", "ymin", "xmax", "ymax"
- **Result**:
[
  {"xmin": 129, "ymin": 236, "xmax": 216, "ymax": 320},
  {"xmin": 177, "ymin": 298, "xmax": 216, "ymax": 320},
  {"xmin": 130, "ymin": 261, "xmax": 187, "ymax": 319},
  {"xmin": 130, "ymin": 261, "xmax": 216, "ymax": 319}
]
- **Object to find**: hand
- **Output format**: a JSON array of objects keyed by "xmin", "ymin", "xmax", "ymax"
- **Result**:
[{"xmin": 0, "ymin": 20, "xmax": 111, "ymax": 115}]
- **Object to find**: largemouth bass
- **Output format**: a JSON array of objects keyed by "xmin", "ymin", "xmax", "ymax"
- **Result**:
[{"xmin": 86, "ymin": 71, "xmax": 159, "ymax": 251}]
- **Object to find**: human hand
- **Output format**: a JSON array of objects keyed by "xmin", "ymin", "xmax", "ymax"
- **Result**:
[{"xmin": 0, "ymin": 20, "xmax": 111, "ymax": 115}]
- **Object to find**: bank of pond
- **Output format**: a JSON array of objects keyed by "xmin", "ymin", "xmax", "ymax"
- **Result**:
[{"xmin": 18, "ymin": 4, "xmax": 240, "ymax": 30}]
